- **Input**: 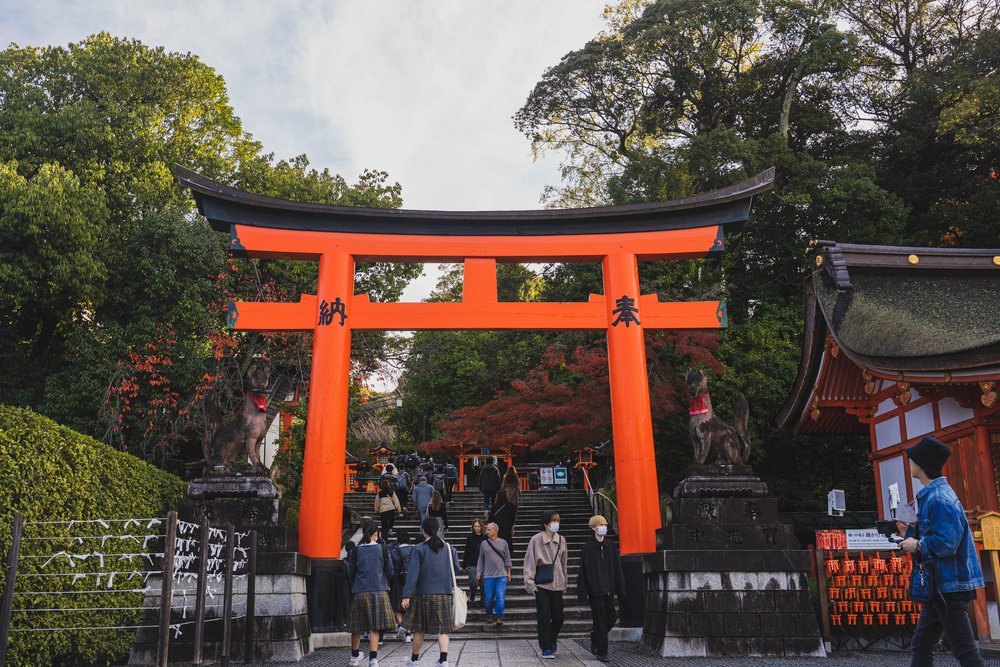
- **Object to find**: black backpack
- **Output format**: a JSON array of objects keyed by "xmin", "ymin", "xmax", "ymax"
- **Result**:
[
  {"xmin": 387, "ymin": 541, "xmax": 410, "ymax": 583},
  {"xmin": 433, "ymin": 473, "xmax": 446, "ymax": 493}
]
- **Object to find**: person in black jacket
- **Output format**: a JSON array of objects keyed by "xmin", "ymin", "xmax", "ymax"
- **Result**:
[
  {"xmin": 462, "ymin": 518, "xmax": 487, "ymax": 604},
  {"xmin": 478, "ymin": 462, "xmax": 501, "ymax": 514},
  {"xmin": 488, "ymin": 489, "xmax": 517, "ymax": 558},
  {"xmin": 576, "ymin": 515, "xmax": 626, "ymax": 663},
  {"xmin": 427, "ymin": 491, "xmax": 448, "ymax": 537}
]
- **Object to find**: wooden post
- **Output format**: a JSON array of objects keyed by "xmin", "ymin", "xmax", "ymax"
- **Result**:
[
  {"xmin": 221, "ymin": 523, "xmax": 235, "ymax": 667},
  {"xmin": 299, "ymin": 251, "xmax": 355, "ymax": 558},
  {"xmin": 602, "ymin": 252, "xmax": 661, "ymax": 554},
  {"xmin": 458, "ymin": 457, "xmax": 465, "ymax": 492},
  {"xmin": 815, "ymin": 548, "xmax": 832, "ymax": 649},
  {"xmin": 0, "ymin": 513, "xmax": 24, "ymax": 667},
  {"xmin": 991, "ymin": 551, "xmax": 1000, "ymax": 640},
  {"xmin": 192, "ymin": 520, "xmax": 210, "ymax": 664},
  {"xmin": 157, "ymin": 512, "xmax": 178, "ymax": 667},
  {"xmin": 244, "ymin": 530, "xmax": 257, "ymax": 664}
]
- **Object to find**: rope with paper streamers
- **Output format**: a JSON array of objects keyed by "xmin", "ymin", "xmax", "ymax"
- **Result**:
[{"xmin": 5, "ymin": 516, "xmax": 249, "ymax": 640}]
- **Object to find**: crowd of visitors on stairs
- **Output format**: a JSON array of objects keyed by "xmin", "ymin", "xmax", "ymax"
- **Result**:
[{"xmin": 344, "ymin": 456, "xmax": 629, "ymax": 667}]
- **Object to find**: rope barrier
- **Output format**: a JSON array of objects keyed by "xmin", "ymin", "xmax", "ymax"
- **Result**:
[
  {"xmin": 17, "ymin": 571, "xmax": 162, "ymax": 578},
  {"xmin": 13, "ymin": 606, "xmax": 148, "ymax": 613},
  {"xmin": 9, "ymin": 624, "xmax": 157, "ymax": 632},
  {"xmin": 21, "ymin": 534, "xmax": 163, "ymax": 542},
  {"xmin": 14, "ymin": 589, "xmax": 151, "ymax": 596},
  {"xmin": 10, "ymin": 616, "xmax": 249, "ymax": 640},
  {"xmin": 23, "ymin": 518, "xmax": 163, "ymax": 527},
  {"xmin": 2, "ymin": 513, "xmax": 257, "ymax": 652}
]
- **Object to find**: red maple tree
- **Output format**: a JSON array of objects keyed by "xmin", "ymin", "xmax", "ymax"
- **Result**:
[{"xmin": 424, "ymin": 331, "xmax": 722, "ymax": 456}]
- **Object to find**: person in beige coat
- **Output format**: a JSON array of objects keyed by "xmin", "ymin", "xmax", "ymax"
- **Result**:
[
  {"xmin": 523, "ymin": 510, "xmax": 568, "ymax": 658},
  {"xmin": 374, "ymin": 479, "xmax": 402, "ymax": 538}
]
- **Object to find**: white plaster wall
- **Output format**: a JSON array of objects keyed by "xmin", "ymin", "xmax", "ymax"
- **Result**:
[
  {"xmin": 875, "ymin": 416, "xmax": 901, "ymax": 450},
  {"xmin": 939, "ymin": 396, "xmax": 974, "ymax": 428},
  {"xmin": 905, "ymin": 402, "xmax": 935, "ymax": 440},
  {"xmin": 879, "ymin": 455, "xmax": 908, "ymax": 518}
]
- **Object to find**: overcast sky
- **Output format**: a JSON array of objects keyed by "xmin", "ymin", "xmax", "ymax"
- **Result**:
[{"xmin": 0, "ymin": 1, "xmax": 608, "ymax": 302}]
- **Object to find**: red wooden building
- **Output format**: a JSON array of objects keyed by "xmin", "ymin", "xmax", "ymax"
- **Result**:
[{"xmin": 778, "ymin": 240, "xmax": 1000, "ymax": 635}]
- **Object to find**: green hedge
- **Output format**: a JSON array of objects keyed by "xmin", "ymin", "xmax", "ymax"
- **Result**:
[{"xmin": 0, "ymin": 405, "xmax": 186, "ymax": 666}]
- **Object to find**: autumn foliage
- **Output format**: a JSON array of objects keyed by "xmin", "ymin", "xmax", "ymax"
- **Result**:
[{"xmin": 425, "ymin": 331, "xmax": 722, "ymax": 456}]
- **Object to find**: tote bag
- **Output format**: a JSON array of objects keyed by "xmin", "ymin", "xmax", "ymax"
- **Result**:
[{"xmin": 447, "ymin": 541, "xmax": 468, "ymax": 630}]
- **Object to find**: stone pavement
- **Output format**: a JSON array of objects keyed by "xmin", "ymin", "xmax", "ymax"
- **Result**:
[{"xmin": 268, "ymin": 639, "xmax": 1000, "ymax": 666}]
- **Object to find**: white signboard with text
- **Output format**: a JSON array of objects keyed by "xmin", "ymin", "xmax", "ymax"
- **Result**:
[{"xmin": 845, "ymin": 528, "xmax": 899, "ymax": 550}]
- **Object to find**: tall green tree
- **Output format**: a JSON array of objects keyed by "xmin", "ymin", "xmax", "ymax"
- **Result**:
[{"xmin": 0, "ymin": 33, "xmax": 419, "ymax": 466}]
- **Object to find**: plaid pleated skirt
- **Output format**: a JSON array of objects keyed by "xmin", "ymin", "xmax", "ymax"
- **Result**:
[
  {"xmin": 402, "ymin": 593, "xmax": 454, "ymax": 635},
  {"xmin": 347, "ymin": 591, "xmax": 397, "ymax": 633}
]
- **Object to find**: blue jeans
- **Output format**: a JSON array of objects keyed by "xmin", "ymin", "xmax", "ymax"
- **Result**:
[{"xmin": 483, "ymin": 576, "xmax": 507, "ymax": 617}]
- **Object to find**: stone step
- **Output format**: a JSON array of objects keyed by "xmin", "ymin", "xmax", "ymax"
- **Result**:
[{"xmin": 464, "ymin": 605, "xmax": 591, "ymax": 620}]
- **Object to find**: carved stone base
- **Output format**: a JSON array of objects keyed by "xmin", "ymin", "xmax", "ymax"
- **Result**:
[
  {"xmin": 641, "ymin": 550, "xmax": 826, "ymax": 658},
  {"xmin": 642, "ymin": 465, "xmax": 825, "ymax": 657},
  {"xmin": 673, "ymin": 464, "xmax": 769, "ymax": 498},
  {"xmin": 657, "ymin": 496, "xmax": 796, "ymax": 550},
  {"xmin": 187, "ymin": 473, "xmax": 280, "ymax": 499}
]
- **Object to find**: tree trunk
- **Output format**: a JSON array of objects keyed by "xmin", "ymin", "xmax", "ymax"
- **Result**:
[{"xmin": 779, "ymin": 42, "xmax": 810, "ymax": 143}]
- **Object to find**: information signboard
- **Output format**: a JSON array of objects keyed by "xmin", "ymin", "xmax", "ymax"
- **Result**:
[
  {"xmin": 981, "ymin": 512, "xmax": 1000, "ymax": 550},
  {"xmin": 540, "ymin": 468, "xmax": 554, "ymax": 485},
  {"xmin": 554, "ymin": 467, "xmax": 568, "ymax": 485},
  {"xmin": 845, "ymin": 529, "xmax": 899, "ymax": 551}
]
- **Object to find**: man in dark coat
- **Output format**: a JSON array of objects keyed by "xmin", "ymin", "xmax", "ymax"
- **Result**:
[
  {"xmin": 478, "ymin": 461, "xmax": 501, "ymax": 514},
  {"xmin": 577, "ymin": 515, "xmax": 626, "ymax": 663}
]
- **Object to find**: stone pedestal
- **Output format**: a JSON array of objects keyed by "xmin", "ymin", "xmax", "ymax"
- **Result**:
[
  {"xmin": 641, "ymin": 465, "xmax": 825, "ymax": 658},
  {"xmin": 128, "ymin": 474, "xmax": 313, "ymax": 664}
]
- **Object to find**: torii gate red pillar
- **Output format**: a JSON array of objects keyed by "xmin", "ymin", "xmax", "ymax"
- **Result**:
[
  {"xmin": 298, "ymin": 252, "xmax": 354, "ymax": 557},
  {"xmin": 604, "ymin": 253, "xmax": 660, "ymax": 553}
]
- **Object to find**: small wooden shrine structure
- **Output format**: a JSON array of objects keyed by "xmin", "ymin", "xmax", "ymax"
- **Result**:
[{"xmin": 778, "ymin": 240, "xmax": 1000, "ymax": 636}]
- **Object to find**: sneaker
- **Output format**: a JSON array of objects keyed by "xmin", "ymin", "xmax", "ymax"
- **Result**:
[
  {"xmin": 484, "ymin": 614, "xmax": 494, "ymax": 624},
  {"xmin": 438, "ymin": 662, "xmax": 449, "ymax": 667},
  {"xmin": 405, "ymin": 633, "xmax": 412, "ymax": 644},
  {"xmin": 404, "ymin": 658, "xmax": 418, "ymax": 667},
  {"xmin": 540, "ymin": 649, "xmax": 555, "ymax": 659},
  {"xmin": 369, "ymin": 660, "xmax": 380, "ymax": 667},
  {"xmin": 349, "ymin": 655, "xmax": 363, "ymax": 667}
]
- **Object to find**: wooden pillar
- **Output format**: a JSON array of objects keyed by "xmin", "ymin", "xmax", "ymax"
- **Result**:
[
  {"xmin": 602, "ymin": 252, "xmax": 661, "ymax": 554},
  {"xmin": 458, "ymin": 457, "xmax": 465, "ymax": 492},
  {"xmin": 976, "ymin": 424, "xmax": 999, "ymax": 510},
  {"xmin": 299, "ymin": 251, "xmax": 354, "ymax": 558}
]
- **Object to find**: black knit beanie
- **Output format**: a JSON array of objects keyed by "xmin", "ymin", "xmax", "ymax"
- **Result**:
[{"xmin": 906, "ymin": 436, "xmax": 950, "ymax": 479}]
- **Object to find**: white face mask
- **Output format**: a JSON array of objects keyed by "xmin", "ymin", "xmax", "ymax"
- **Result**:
[
  {"xmin": 548, "ymin": 522, "xmax": 560, "ymax": 533},
  {"xmin": 595, "ymin": 525, "xmax": 608, "ymax": 537}
]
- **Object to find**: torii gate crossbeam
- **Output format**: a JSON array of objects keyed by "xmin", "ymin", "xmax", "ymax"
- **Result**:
[{"xmin": 177, "ymin": 166, "xmax": 774, "ymax": 560}]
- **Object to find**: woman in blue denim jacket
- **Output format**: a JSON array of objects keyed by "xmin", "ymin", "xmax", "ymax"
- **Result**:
[{"xmin": 897, "ymin": 436, "xmax": 985, "ymax": 667}]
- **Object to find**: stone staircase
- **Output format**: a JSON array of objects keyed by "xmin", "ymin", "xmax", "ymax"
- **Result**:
[{"xmin": 343, "ymin": 489, "xmax": 598, "ymax": 639}]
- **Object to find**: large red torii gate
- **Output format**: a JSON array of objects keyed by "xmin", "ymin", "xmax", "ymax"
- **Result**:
[{"xmin": 177, "ymin": 166, "xmax": 773, "ymax": 558}]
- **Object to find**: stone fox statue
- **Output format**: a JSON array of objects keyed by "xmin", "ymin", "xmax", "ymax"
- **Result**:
[
  {"xmin": 203, "ymin": 364, "xmax": 270, "ymax": 472},
  {"xmin": 686, "ymin": 368, "xmax": 751, "ymax": 465}
]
